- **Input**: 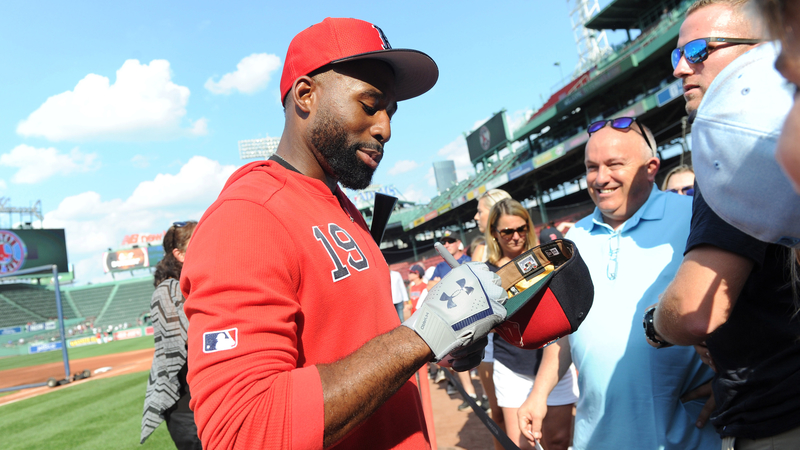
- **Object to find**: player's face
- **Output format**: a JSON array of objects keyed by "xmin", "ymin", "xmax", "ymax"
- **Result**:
[
  {"xmin": 673, "ymin": 5, "xmax": 758, "ymax": 114},
  {"xmin": 474, "ymin": 198, "xmax": 491, "ymax": 233},
  {"xmin": 585, "ymin": 127, "xmax": 658, "ymax": 229},
  {"xmin": 493, "ymin": 213, "xmax": 528, "ymax": 259},
  {"xmin": 774, "ymin": 2, "xmax": 800, "ymax": 191},
  {"xmin": 310, "ymin": 60, "xmax": 397, "ymax": 190}
]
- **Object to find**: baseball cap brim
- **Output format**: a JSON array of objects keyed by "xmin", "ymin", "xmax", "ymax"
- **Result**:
[
  {"xmin": 493, "ymin": 239, "xmax": 594, "ymax": 349},
  {"xmin": 333, "ymin": 49, "xmax": 438, "ymax": 102}
]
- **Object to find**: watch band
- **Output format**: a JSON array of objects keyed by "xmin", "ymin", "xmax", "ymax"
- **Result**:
[{"xmin": 643, "ymin": 306, "xmax": 672, "ymax": 347}]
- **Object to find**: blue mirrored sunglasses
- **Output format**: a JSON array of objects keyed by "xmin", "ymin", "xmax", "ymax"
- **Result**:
[
  {"xmin": 671, "ymin": 37, "xmax": 763, "ymax": 69},
  {"xmin": 173, "ymin": 221, "xmax": 189, "ymax": 228},
  {"xmin": 587, "ymin": 117, "xmax": 653, "ymax": 152},
  {"xmin": 667, "ymin": 186, "xmax": 694, "ymax": 196}
]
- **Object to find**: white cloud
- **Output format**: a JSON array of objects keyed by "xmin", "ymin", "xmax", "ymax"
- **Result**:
[
  {"xmin": 130, "ymin": 154, "xmax": 151, "ymax": 168},
  {"xmin": 205, "ymin": 53, "xmax": 281, "ymax": 95},
  {"xmin": 43, "ymin": 156, "xmax": 237, "ymax": 283},
  {"xmin": 507, "ymin": 108, "xmax": 535, "ymax": 134},
  {"xmin": 401, "ymin": 185, "xmax": 428, "ymax": 204},
  {"xmin": 388, "ymin": 159, "xmax": 420, "ymax": 176},
  {"xmin": 436, "ymin": 136, "xmax": 473, "ymax": 181},
  {"xmin": 17, "ymin": 59, "xmax": 205, "ymax": 141},
  {"xmin": 0, "ymin": 144, "xmax": 98, "ymax": 183}
]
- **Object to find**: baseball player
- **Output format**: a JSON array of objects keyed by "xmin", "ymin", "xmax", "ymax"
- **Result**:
[{"xmin": 181, "ymin": 18, "xmax": 507, "ymax": 450}]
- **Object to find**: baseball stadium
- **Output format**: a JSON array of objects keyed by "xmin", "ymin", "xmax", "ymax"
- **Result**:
[{"xmin": 2, "ymin": 0, "xmax": 701, "ymax": 448}]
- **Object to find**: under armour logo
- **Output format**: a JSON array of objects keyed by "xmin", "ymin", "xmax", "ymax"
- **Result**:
[{"xmin": 439, "ymin": 278, "xmax": 474, "ymax": 309}]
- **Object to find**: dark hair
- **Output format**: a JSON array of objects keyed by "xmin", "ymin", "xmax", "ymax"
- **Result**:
[{"xmin": 153, "ymin": 221, "xmax": 197, "ymax": 287}]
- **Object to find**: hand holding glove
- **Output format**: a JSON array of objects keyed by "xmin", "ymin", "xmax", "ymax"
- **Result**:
[{"xmin": 403, "ymin": 243, "xmax": 507, "ymax": 367}]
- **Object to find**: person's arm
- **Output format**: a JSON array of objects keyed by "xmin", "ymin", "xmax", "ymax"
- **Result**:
[
  {"xmin": 184, "ymin": 201, "xmax": 504, "ymax": 449},
  {"xmin": 654, "ymin": 245, "xmax": 753, "ymax": 346},
  {"xmin": 518, "ymin": 338, "xmax": 572, "ymax": 445}
]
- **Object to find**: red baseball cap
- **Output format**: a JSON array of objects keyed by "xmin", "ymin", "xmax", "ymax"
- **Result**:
[
  {"xmin": 280, "ymin": 18, "xmax": 438, "ymax": 103},
  {"xmin": 493, "ymin": 239, "xmax": 594, "ymax": 349}
]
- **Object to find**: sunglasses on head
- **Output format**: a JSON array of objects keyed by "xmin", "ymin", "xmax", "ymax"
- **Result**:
[
  {"xmin": 667, "ymin": 186, "xmax": 695, "ymax": 196},
  {"xmin": 671, "ymin": 37, "xmax": 763, "ymax": 69},
  {"xmin": 496, "ymin": 225, "xmax": 528, "ymax": 240},
  {"xmin": 173, "ymin": 221, "xmax": 189, "ymax": 228},
  {"xmin": 587, "ymin": 117, "xmax": 653, "ymax": 152}
]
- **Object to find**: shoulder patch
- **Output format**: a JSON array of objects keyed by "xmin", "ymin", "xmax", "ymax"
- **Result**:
[{"xmin": 203, "ymin": 328, "xmax": 238, "ymax": 353}]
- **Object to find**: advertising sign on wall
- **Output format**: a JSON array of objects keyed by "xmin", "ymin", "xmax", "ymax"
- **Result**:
[
  {"xmin": 0, "ymin": 229, "xmax": 69, "ymax": 275},
  {"xmin": 29, "ymin": 341, "xmax": 63, "ymax": 354},
  {"xmin": 121, "ymin": 232, "xmax": 165, "ymax": 247},
  {"xmin": 113, "ymin": 328, "xmax": 143, "ymax": 341},
  {"xmin": 102, "ymin": 248, "xmax": 150, "ymax": 273},
  {"xmin": 68, "ymin": 336, "xmax": 99, "ymax": 347}
]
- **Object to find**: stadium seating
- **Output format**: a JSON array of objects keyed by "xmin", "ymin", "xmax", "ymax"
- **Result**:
[
  {"xmin": 66, "ymin": 284, "xmax": 115, "ymax": 321},
  {"xmin": 0, "ymin": 285, "xmax": 78, "ymax": 328},
  {"xmin": 94, "ymin": 278, "xmax": 155, "ymax": 329}
]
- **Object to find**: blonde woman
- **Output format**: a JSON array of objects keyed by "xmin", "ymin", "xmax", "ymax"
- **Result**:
[{"xmin": 486, "ymin": 199, "xmax": 577, "ymax": 450}]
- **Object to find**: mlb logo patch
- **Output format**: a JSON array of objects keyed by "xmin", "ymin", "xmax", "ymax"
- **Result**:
[
  {"xmin": 203, "ymin": 328, "xmax": 238, "ymax": 353},
  {"xmin": 516, "ymin": 255, "xmax": 539, "ymax": 274}
]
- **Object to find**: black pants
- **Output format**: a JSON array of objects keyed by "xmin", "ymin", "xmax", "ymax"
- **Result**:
[{"xmin": 164, "ymin": 364, "xmax": 202, "ymax": 450}]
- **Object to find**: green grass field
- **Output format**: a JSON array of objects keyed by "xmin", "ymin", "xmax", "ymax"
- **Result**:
[
  {"xmin": 0, "ymin": 336, "xmax": 155, "ymax": 372},
  {"xmin": 0, "ymin": 370, "xmax": 177, "ymax": 449}
]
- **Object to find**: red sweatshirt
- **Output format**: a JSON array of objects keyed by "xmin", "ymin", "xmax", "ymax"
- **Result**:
[{"xmin": 182, "ymin": 161, "xmax": 429, "ymax": 449}]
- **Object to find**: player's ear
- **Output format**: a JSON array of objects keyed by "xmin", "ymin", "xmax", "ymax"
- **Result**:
[{"xmin": 290, "ymin": 75, "xmax": 315, "ymax": 115}]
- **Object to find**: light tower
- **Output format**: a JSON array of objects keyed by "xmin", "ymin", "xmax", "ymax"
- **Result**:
[
  {"xmin": 238, "ymin": 137, "xmax": 281, "ymax": 160},
  {"xmin": 569, "ymin": 0, "xmax": 611, "ymax": 73}
]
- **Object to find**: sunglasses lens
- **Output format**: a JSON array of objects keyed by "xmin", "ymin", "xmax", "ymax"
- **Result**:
[
  {"xmin": 588, "ymin": 121, "xmax": 606, "ymax": 134},
  {"xmin": 671, "ymin": 48, "xmax": 682, "ymax": 69},
  {"xmin": 684, "ymin": 39, "xmax": 709, "ymax": 64},
  {"xmin": 684, "ymin": 188, "xmax": 695, "ymax": 196},
  {"xmin": 611, "ymin": 117, "xmax": 634, "ymax": 129}
]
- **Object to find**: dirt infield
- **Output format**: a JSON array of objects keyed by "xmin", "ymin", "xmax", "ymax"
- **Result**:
[
  {"xmin": 0, "ymin": 349, "xmax": 496, "ymax": 449},
  {"xmin": 0, "ymin": 348, "xmax": 154, "ymax": 407}
]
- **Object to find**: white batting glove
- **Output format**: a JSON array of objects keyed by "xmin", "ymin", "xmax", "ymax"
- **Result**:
[{"xmin": 403, "ymin": 244, "xmax": 507, "ymax": 364}]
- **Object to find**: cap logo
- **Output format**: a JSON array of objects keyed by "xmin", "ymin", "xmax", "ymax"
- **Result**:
[
  {"xmin": 373, "ymin": 25, "xmax": 392, "ymax": 50},
  {"xmin": 516, "ymin": 254, "xmax": 539, "ymax": 274},
  {"xmin": 203, "ymin": 328, "xmax": 238, "ymax": 353},
  {"xmin": 439, "ymin": 278, "xmax": 474, "ymax": 309},
  {"xmin": 544, "ymin": 247, "xmax": 560, "ymax": 257}
]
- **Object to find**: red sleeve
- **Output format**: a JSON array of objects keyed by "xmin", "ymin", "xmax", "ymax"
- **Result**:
[{"xmin": 181, "ymin": 199, "xmax": 324, "ymax": 450}]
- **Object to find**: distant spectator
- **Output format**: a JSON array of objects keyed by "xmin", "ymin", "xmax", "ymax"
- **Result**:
[
  {"xmin": 406, "ymin": 264, "xmax": 428, "ymax": 315},
  {"xmin": 661, "ymin": 164, "xmax": 695, "ymax": 196},
  {"xmin": 538, "ymin": 221, "xmax": 564, "ymax": 244},
  {"xmin": 389, "ymin": 270, "xmax": 408, "ymax": 322},
  {"xmin": 142, "ymin": 220, "xmax": 201, "ymax": 450},
  {"xmin": 472, "ymin": 189, "xmax": 512, "ymax": 263}
]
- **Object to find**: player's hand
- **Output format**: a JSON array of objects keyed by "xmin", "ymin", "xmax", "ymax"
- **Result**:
[
  {"xmin": 403, "ymin": 243, "xmax": 507, "ymax": 364},
  {"xmin": 681, "ymin": 380, "xmax": 715, "ymax": 428},
  {"xmin": 518, "ymin": 391, "xmax": 547, "ymax": 446}
]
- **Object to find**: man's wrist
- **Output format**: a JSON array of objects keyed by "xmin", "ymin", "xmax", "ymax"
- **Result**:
[{"xmin": 643, "ymin": 306, "xmax": 673, "ymax": 348}]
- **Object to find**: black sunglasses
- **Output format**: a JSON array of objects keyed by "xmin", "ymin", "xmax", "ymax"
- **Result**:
[
  {"xmin": 173, "ymin": 221, "xmax": 189, "ymax": 228},
  {"xmin": 667, "ymin": 186, "xmax": 695, "ymax": 196},
  {"xmin": 587, "ymin": 117, "xmax": 653, "ymax": 152},
  {"xmin": 671, "ymin": 37, "xmax": 763, "ymax": 69},
  {"xmin": 496, "ymin": 225, "xmax": 528, "ymax": 239}
]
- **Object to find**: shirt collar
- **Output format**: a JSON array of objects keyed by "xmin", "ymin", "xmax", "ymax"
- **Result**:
[{"xmin": 590, "ymin": 184, "xmax": 665, "ymax": 233}]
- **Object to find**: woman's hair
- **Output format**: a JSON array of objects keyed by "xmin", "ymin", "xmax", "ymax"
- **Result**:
[
  {"xmin": 153, "ymin": 221, "xmax": 197, "ymax": 287},
  {"xmin": 661, "ymin": 164, "xmax": 695, "ymax": 190},
  {"xmin": 478, "ymin": 189, "xmax": 512, "ymax": 209},
  {"xmin": 485, "ymin": 198, "xmax": 539, "ymax": 266},
  {"xmin": 467, "ymin": 235, "xmax": 486, "ymax": 259},
  {"xmin": 753, "ymin": 0, "xmax": 789, "ymax": 40}
]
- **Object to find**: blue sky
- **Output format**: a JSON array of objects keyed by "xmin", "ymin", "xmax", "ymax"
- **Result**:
[{"xmin": 0, "ymin": 1, "xmax": 609, "ymax": 283}]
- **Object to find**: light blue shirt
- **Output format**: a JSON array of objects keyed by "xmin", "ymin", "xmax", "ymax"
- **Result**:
[{"xmin": 565, "ymin": 185, "xmax": 719, "ymax": 450}]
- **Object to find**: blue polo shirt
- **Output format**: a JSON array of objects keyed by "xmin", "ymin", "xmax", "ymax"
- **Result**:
[
  {"xmin": 431, "ymin": 254, "xmax": 470, "ymax": 280},
  {"xmin": 565, "ymin": 185, "xmax": 719, "ymax": 450}
]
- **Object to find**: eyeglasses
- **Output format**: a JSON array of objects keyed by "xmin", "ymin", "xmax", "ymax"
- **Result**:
[
  {"xmin": 671, "ymin": 37, "xmax": 763, "ymax": 69},
  {"xmin": 173, "ymin": 221, "xmax": 189, "ymax": 228},
  {"xmin": 607, "ymin": 231, "xmax": 620, "ymax": 280},
  {"xmin": 440, "ymin": 238, "xmax": 457, "ymax": 245},
  {"xmin": 497, "ymin": 225, "xmax": 528, "ymax": 240},
  {"xmin": 588, "ymin": 117, "xmax": 653, "ymax": 152},
  {"xmin": 667, "ymin": 186, "xmax": 695, "ymax": 196}
]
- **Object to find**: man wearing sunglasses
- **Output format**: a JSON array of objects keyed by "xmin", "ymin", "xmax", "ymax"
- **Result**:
[
  {"xmin": 650, "ymin": 1, "xmax": 800, "ymax": 448},
  {"xmin": 519, "ymin": 116, "xmax": 719, "ymax": 449},
  {"xmin": 672, "ymin": 0, "xmax": 764, "ymax": 115}
]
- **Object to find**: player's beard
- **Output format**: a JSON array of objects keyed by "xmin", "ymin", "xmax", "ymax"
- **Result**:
[{"xmin": 309, "ymin": 107, "xmax": 381, "ymax": 190}]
